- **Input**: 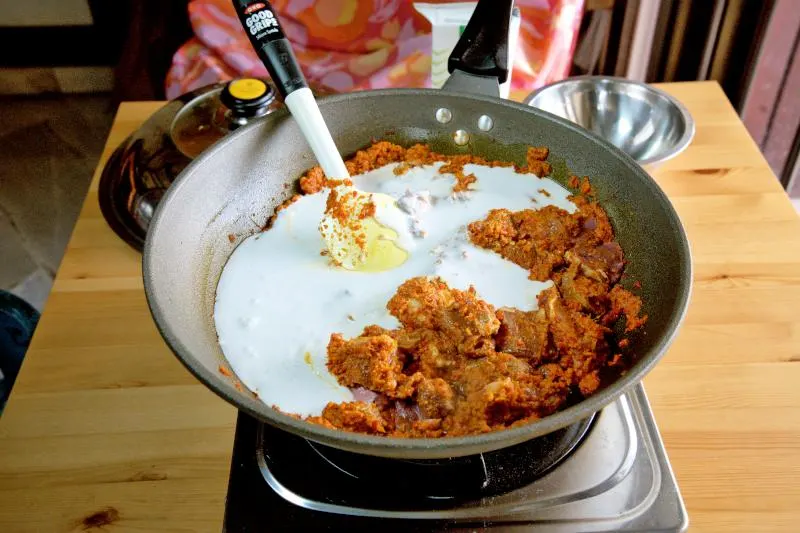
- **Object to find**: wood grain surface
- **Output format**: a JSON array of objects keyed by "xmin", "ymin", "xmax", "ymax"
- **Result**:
[{"xmin": 0, "ymin": 82, "xmax": 798, "ymax": 532}]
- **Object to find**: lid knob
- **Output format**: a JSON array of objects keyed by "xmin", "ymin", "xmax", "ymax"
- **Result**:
[{"xmin": 220, "ymin": 78, "xmax": 276, "ymax": 120}]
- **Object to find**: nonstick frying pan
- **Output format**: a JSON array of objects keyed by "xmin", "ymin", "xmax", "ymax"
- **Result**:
[{"xmin": 143, "ymin": 0, "xmax": 692, "ymax": 459}]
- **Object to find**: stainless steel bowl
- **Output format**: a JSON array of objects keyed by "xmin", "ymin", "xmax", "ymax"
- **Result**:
[{"xmin": 525, "ymin": 76, "xmax": 695, "ymax": 168}]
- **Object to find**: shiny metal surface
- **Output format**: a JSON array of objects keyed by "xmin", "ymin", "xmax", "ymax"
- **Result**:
[
  {"xmin": 525, "ymin": 76, "xmax": 695, "ymax": 168},
  {"xmin": 248, "ymin": 384, "xmax": 687, "ymax": 531}
]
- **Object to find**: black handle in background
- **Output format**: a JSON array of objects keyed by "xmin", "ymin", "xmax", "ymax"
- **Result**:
[
  {"xmin": 231, "ymin": 0, "xmax": 308, "ymax": 98},
  {"xmin": 447, "ymin": 0, "xmax": 514, "ymax": 84}
]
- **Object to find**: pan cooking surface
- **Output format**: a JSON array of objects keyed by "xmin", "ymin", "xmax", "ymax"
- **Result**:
[
  {"xmin": 214, "ymin": 161, "xmax": 575, "ymax": 416},
  {"xmin": 212, "ymin": 140, "xmax": 648, "ymax": 440}
]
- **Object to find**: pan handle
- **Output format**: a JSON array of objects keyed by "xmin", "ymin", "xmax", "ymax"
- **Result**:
[{"xmin": 443, "ymin": 0, "xmax": 513, "ymax": 97}]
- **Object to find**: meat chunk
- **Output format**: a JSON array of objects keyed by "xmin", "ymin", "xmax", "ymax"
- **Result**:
[
  {"xmin": 452, "ymin": 352, "xmax": 533, "ymax": 405},
  {"xmin": 387, "ymin": 276, "xmax": 456, "ymax": 330},
  {"xmin": 605, "ymin": 285, "xmax": 647, "ymax": 332},
  {"xmin": 540, "ymin": 287, "xmax": 610, "ymax": 388},
  {"xmin": 395, "ymin": 328, "xmax": 423, "ymax": 352},
  {"xmin": 471, "ymin": 210, "xmax": 532, "ymax": 253},
  {"xmin": 327, "ymin": 333, "xmax": 408, "ymax": 397},
  {"xmin": 541, "ymin": 287, "xmax": 581, "ymax": 353},
  {"xmin": 541, "ymin": 287, "xmax": 608, "ymax": 356},
  {"xmin": 495, "ymin": 308, "xmax": 550, "ymax": 363},
  {"xmin": 387, "ymin": 277, "xmax": 499, "ymax": 358},
  {"xmin": 488, "ymin": 352, "xmax": 533, "ymax": 378},
  {"xmin": 311, "ymin": 402, "xmax": 387, "ymax": 434},
  {"xmin": 558, "ymin": 261, "xmax": 611, "ymax": 315},
  {"xmin": 468, "ymin": 207, "xmax": 581, "ymax": 280},
  {"xmin": 414, "ymin": 330, "xmax": 459, "ymax": 377},
  {"xmin": 567, "ymin": 238, "xmax": 625, "ymax": 284},
  {"xmin": 480, "ymin": 363, "xmax": 570, "ymax": 428},
  {"xmin": 386, "ymin": 401, "xmax": 447, "ymax": 437},
  {"xmin": 482, "ymin": 377, "xmax": 533, "ymax": 426},
  {"xmin": 578, "ymin": 371, "xmax": 601, "ymax": 396},
  {"xmin": 467, "ymin": 209, "xmax": 519, "ymax": 255},
  {"xmin": 390, "ymin": 401, "xmax": 421, "ymax": 433},
  {"xmin": 443, "ymin": 287, "xmax": 499, "ymax": 357},
  {"xmin": 416, "ymin": 378, "xmax": 455, "ymax": 419},
  {"xmin": 573, "ymin": 200, "xmax": 614, "ymax": 243},
  {"xmin": 514, "ymin": 206, "xmax": 579, "ymax": 254},
  {"xmin": 393, "ymin": 371, "xmax": 425, "ymax": 399},
  {"xmin": 533, "ymin": 363, "xmax": 572, "ymax": 413},
  {"xmin": 563, "ymin": 312, "xmax": 611, "ymax": 381}
]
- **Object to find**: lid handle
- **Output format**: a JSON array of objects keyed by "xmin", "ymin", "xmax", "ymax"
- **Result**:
[{"xmin": 220, "ymin": 78, "xmax": 276, "ymax": 124}]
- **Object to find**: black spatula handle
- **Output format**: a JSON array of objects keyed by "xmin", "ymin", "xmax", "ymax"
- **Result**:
[
  {"xmin": 448, "ymin": 0, "xmax": 513, "ymax": 84},
  {"xmin": 231, "ymin": 1, "xmax": 307, "ymax": 98}
]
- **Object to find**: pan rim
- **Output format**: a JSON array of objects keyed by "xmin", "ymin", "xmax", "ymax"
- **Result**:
[{"xmin": 143, "ymin": 88, "xmax": 693, "ymax": 458}]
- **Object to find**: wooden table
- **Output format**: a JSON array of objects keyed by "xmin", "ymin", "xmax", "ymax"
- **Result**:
[{"xmin": 1, "ymin": 81, "xmax": 799, "ymax": 532}]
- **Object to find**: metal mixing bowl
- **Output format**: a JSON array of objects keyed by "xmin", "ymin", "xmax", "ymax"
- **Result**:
[{"xmin": 524, "ymin": 76, "xmax": 695, "ymax": 168}]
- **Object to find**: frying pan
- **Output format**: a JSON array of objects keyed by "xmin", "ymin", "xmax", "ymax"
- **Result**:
[{"xmin": 143, "ymin": 0, "xmax": 692, "ymax": 459}]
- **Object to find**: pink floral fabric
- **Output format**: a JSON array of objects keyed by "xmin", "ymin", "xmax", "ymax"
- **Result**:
[{"xmin": 166, "ymin": 0, "xmax": 585, "ymax": 99}]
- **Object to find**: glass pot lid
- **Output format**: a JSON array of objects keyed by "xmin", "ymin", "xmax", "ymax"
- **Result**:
[{"xmin": 98, "ymin": 78, "xmax": 286, "ymax": 252}]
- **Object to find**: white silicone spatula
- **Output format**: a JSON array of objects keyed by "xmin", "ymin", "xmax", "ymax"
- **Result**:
[{"xmin": 232, "ymin": 0, "xmax": 374, "ymax": 269}]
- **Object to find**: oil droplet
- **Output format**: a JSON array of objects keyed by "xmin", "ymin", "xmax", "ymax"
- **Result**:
[
  {"xmin": 351, "ymin": 217, "xmax": 408, "ymax": 272},
  {"xmin": 342, "ymin": 193, "xmax": 408, "ymax": 273}
]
